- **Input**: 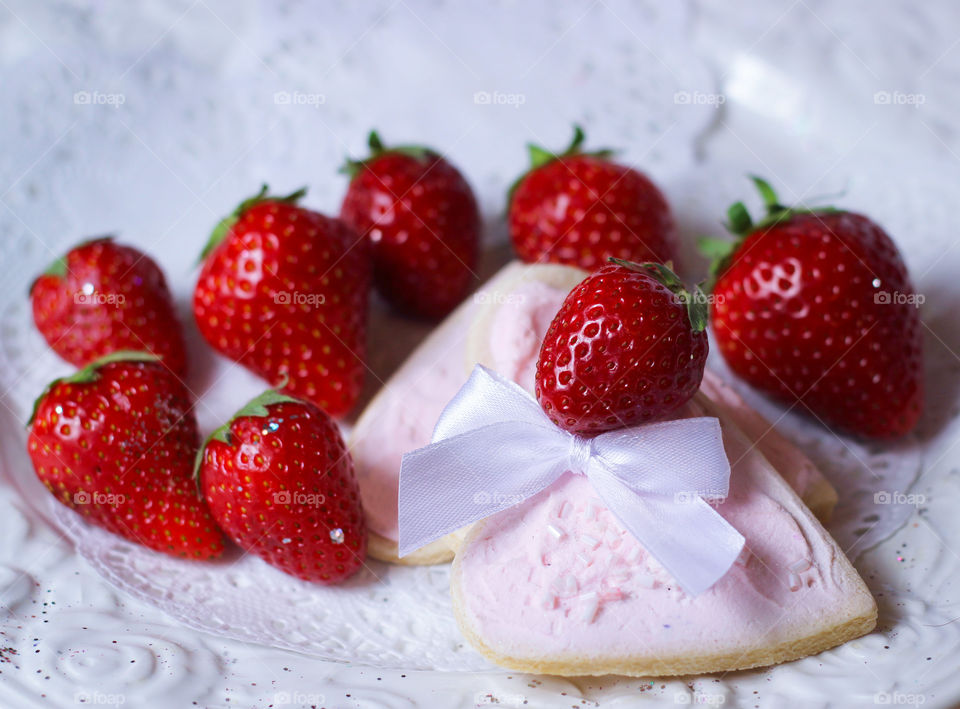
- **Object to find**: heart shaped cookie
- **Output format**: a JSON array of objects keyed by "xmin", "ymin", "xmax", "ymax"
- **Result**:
[
  {"xmin": 450, "ymin": 394, "xmax": 876, "ymax": 676},
  {"xmin": 352, "ymin": 260, "xmax": 836, "ymax": 564}
]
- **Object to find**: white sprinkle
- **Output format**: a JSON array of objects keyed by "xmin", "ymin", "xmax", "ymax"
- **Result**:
[
  {"xmin": 788, "ymin": 572, "xmax": 801, "ymax": 592},
  {"xmin": 552, "ymin": 574, "xmax": 578, "ymax": 596},
  {"xmin": 545, "ymin": 524, "xmax": 566, "ymax": 540},
  {"xmin": 579, "ymin": 591, "xmax": 599, "ymax": 623},
  {"xmin": 625, "ymin": 546, "xmax": 642, "ymax": 563},
  {"xmin": 789, "ymin": 558, "xmax": 811, "ymax": 573},
  {"xmin": 580, "ymin": 534, "xmax": 600, "ymax": 549},
  {"xmin": 586, "ymin": 499, "xmax": 603, "ymax": 520},
  {"xmin": 635, "ymin": 573, "xmax": 656, "ymax": 589},
  {"xmin": 556, "ymin": 501, "xmax": 570, "ymax": 518},
  {"xmin": 576, "ymin": 553, "xmax": 592, "ymax": 566},
  {"xmin": 541, "ymin": 592, "xmax": 557, "ymax": 610},
  {"xmin": 607, "ymin": 569, "xmax": 631, "ymax": 583}
]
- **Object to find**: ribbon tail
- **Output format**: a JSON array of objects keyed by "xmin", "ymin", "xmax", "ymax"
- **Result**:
[
  {"xmin": 397, "ymin": 423, "xmax": 568, "ymax": 557},
  {"xmin": 589, "ymin": 470, "xmax": 745, "ymax": 595}
]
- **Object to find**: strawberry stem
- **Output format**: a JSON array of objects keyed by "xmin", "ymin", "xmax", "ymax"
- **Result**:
[
  {"xmin": 340, "ymin": 130, "xmax": 436, "ymax": 179},
  {"xmin": 507, "ymin": 124, "xmax": 615, "ymax": 206},
  {"xmin": 192, "ymin": 385, "xmax": 303, "ymax": 493},
  {"xmin": 200, "ymin": 184, "xmax": 307, "ymax": 264},
  {"xmin": 698, "ymin": 175, "xmax": 840, "ymax": 292},
  {"xmin": 608, "ymin": 258, "xmax": 708, "ymax": 333},
  {"xmin": 26, "ymin": 350, "xmax": 161, "ymax": 428}
]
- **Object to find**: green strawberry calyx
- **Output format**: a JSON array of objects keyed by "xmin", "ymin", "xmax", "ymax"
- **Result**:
[
  {"xmin": 192, "ymin": 383, "xmax": 302, "ymax": 492},
  {"xmin": 200, "ymin": 184, "xmax": 307, "ymax": 264},
  {"xmin": 507, "ymin": 124, "xmax": 616, "ymax": 206},
  {"xmin": 29, "ymin": 235, "xmax": 116, "ymax": 294},
  {"xmin": 26, "ymin": 350, "xmax": 160, "ymax": 428},
  {"xmin": 340, "ymin": 130, "xmax": 437, "ymax": 179},
  {"xmin": 697, "ymin": 175, "xmax": 839, "ymax": 292},
  {"xmin": 608, "ymin": 258, "xmax": 708, "ymax": 334}
]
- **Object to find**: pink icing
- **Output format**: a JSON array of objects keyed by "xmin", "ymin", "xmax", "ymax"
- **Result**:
[
  {"xmin": 352, "ymin": 279, "xmax": 569, "ymax": 542},
  {"xmin": 488, "ymin": 280, "xmax": 568, "ymax": 392},
  {"xmin": 352, "ymin": 302, "xmax": 478, "ymax": 540},
  {"xmin": 456, "ymin": 400, "xmax": 861, "ymax": 658}
]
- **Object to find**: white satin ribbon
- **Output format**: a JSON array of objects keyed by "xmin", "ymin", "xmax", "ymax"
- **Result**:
[{"xmin": 398, "ymin": 365, "xmax": 745, "ymax": 595}]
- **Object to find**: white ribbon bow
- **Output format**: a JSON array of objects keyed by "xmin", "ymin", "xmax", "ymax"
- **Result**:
[{"xmin": 398, "ymin": 365, "xmax": 745, "ymax": 595}]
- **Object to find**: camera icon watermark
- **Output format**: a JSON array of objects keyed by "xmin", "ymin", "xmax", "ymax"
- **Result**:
[
  {"xmin": 472, "ymin": 491, "xmax": 523, "ymax": 506},
  {"xmin": 674, "ymin": 490, "xmax": 727, "ymax": 506},
  {"xmin": 874, "ymin": 691, "xmax": 927, "ymax": 705},
  {"xmin": 273, "ymin": 491, "xmax": 326, "ymax": 506},
  {"xmin": 874, "ymin": 290, "xmax": 924, "ymax": 308},
  {"xmin": 670, "ymin": 291, "xmax": 724, "ymax": 307},
  {"xmin": 874, "ymin": 91, "xmax": 925, "ymax": 107},
  {"xmin": 474, "ymin": 691, "xmax": 526, "ymax": 707},
  {"xmin": 274, "ymin": 291, "xmax": 325, "ymax": 307},
  {"xmin": 674, "ymin": 692, "xmax": 726, "ymax": 705},
  {"xmin": 873, "ymin": 490, "xmax": 926, "ymax": 507},
  {"xmin": 74, "ymin": 285, "xmax": 125, "ymax": 307},
  {"xmin": 74, "ymin": 91, "xmax": 126, "ymax": 108},
  {"xmin": 73, "ymin": 690, "xmax": 126, "ymax": 705},
  {"xmin": 674, "ymin": 90, "xmax": 726, "ymax": 107},
  {"xmin": 473, "ymin": 291, "xmax": 526, "ymax": 306},
  {"xmin": 74, "ymin": 490, "xmax": 126, "ymax": 507},
  {"xmin": 473, "ymin": 90, "xmax": 526, "ymax": 108},
  {"xmin": 273, "ymin": 90, "xmax": 326, "ymax": 108},
  {"xmin": 273, "ymin": 691, "xmax": 326, "ymax": 706}
]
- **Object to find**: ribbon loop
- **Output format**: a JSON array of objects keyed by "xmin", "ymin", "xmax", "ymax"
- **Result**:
[{"xmin": 398, "ymin": 365, "xmax": 745, "ymax": 596}]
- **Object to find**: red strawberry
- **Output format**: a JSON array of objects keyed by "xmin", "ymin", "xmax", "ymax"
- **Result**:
[
  {"xmin": 536, "ymin": 260, "xmax": 708, "ymax": 434},
  {"xmin": 26, "ymin": 352, "xmax": 224, "ymax": 559},
  {"xmin": 30, "ymin": 237, "xmax": 188, "ymax": 375},
  {"xmin": 193, "ymin": 186, "xmax": 370, "ymax": 418},
  {"xmin": 702, "ymin": 177, "xmax": 923, "ymax": 439},
  {"xmin": 508, "ymin": 125, "xmax": 676, "ymax": 271},
  {"xmin": 198, "ymin": 388, "xmax": 366, "ymax": 584},
  {"xmin": 339, "ymin": 131, "xmax": 481, "ymax": 319}
]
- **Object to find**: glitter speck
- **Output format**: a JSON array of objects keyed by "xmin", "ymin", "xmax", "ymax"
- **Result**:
[
  {"xmin": 55, "ymin": 405, "xmax": 63, "ymax": 414},
  {"xmin": 81, "ymin": 283, "xmax": 95, "ymax": 296},
  {"xmin": 281, "ymin": 537, "xmax": 291, "ymax": 544},
  {"xmin": 872, "ymin": 278, "xmax": 881, "ymax": 288},
  {"xmin": 268, "ymin": 421, "xmax": 279, "ymax": 431},
  {"xmin": 330, "ymin": 528, "xmax": 344, "ymax": 544}
]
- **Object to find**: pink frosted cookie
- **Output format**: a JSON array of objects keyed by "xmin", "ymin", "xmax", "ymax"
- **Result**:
[
  {"xmin": 449, "ymin": 394, "xmax": 876, "ymax": 676},
  {"xmin": 351, "ymin": 260, "xmax": 837, "ymax": 564},
  {"xmin": 349, "ymin": 261, "xmax": 585, "ymax": 563}
]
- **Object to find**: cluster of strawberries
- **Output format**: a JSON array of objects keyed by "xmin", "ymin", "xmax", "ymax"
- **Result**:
[{"xmin": 24, "ymin": 126, "xmax": 923, "ymax": 586}]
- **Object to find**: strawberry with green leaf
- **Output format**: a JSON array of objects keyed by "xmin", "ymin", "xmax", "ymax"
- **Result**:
[
  {"xmin": 700, "ymin": 177, "xmax": 923, "ymax": 438},
  {"xmin": 508, "ymin": 125, "xmax": 676, "ymax": 271},
  {"xmin": 27, "ymin": 352, "xmax": 224, "ymax": 558},
  {"xmin": 193, "ymin": 185, "xmax": 370, "ymax": 418},
  {"xmin": 31, "ymin": 237, "xmax": 188, "ymax": 375},
  {"xmin": 536, "ymin": 259, "xmax": 708, "ymax": 434},
  {"xmin": 340, "ymin": 131, "xmax": 481, "ymax": 319},
  {"xmin": 197, "ymin": 388, "xmax": 366, "ymax": 584}
]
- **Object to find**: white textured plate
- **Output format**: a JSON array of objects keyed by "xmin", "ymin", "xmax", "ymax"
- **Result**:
[{"xmin": 2, "ymin": 1, "xmax": 960, "ymax": 706}]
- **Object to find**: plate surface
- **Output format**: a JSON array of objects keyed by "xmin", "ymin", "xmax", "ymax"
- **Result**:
[{"xmin": 1, "ymin": 1, "xmax": 959, "ymax": 707}]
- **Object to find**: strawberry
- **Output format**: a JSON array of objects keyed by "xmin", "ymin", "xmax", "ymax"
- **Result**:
[
  {"xmin": 339, "ymin": 131, "xmax": 481, "ymax": 319},
  {"xmin": 30, "ymin": 237, "xmax": 188, "ymax": 375},
  {"xmin": 193, "ymin": 186, "xmax": 370, "ymax": 418},
  {"xmin": 26, "ymin": 352, "xmax": 224, "ymax": 559},
  {"xmin": 701, "ymin": 177, "xmax": 923, "ymax": 439},
  {"xmin": 198, "ymin": 388, "xmax": 366, "ymax": 584},
  {"xmin": 508, "ymin": 125, "xmax": 676, "ymax": 271},
  {"xmin": 536, "ymin": 260, "xmax": 708, "ymax": 434}
]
